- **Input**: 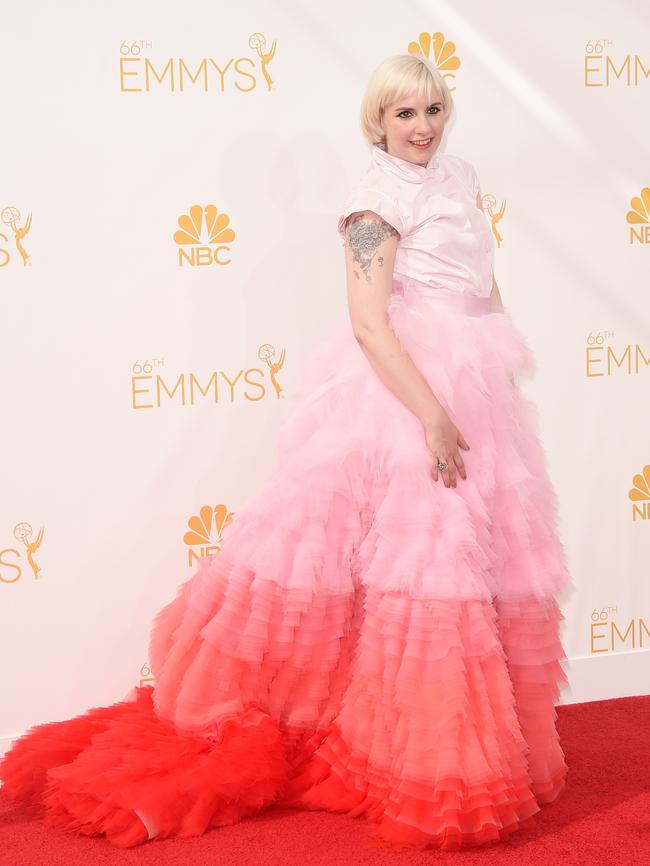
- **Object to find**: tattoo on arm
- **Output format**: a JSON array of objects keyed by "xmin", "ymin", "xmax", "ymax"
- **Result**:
[{"xmin": 344, "ymin": 214, "xmax": 398, "ymax": 282}]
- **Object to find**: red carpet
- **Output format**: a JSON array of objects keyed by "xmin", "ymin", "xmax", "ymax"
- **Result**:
[{"xmin": 1, "ymin": 694, "xmax": 648, "ymax": 866}]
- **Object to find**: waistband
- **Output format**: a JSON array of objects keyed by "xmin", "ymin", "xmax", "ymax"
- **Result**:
[{"xmin": 393, "ymin": 277, "xmax": 493, "ymax": 317}]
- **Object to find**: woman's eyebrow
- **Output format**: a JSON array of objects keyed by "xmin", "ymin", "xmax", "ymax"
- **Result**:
[{"xmin": 394, "ymin": 101, "xmax": 443, "ymax": 111}]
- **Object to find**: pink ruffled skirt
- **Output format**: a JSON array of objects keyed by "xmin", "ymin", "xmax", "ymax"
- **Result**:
[{"xmin": 0, "ymin": 279, "xmax": 572, "ymax": 850}]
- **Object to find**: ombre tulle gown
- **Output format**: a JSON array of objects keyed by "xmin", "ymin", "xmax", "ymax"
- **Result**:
[{"xmin": 0, "ymin": 145, "xmax": 572, "ymax": 851}]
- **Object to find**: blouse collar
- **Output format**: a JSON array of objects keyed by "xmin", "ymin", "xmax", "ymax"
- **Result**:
[{"xmin": 371, "ymin": 144, "xmax": 440, "ymax": 183}]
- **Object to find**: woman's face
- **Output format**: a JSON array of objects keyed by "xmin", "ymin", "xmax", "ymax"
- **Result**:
[{"xmin": 380, "ymin": 90, "xmax": 445, "ymax": 165}]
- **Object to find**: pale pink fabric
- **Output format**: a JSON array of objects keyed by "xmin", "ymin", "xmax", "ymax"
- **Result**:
[{"xmin": 338, "ymin": 145, "xmax": 495, "ymax": 298}]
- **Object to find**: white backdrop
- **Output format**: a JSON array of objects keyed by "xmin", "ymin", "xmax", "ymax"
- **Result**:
[{"xmin": 2, "ymin": 0, "xmax": 649, "ymax": 753}]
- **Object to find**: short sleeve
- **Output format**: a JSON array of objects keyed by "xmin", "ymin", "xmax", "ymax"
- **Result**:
[{"xmin": 337, "ymin": 186, "xmax": 405, "ymax": 243}]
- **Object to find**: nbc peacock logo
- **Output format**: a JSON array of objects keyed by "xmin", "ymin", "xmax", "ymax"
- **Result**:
[
  {"xmin": 629, "ymin": 465, "xmax": 650, "ymax": 521},
  {"xmin": 173, "ymin": 204, "xmax": 236, "ymax": 267},
  {"xmin": 626, "ymin": 188, "xmax": 650, "ymax": 244},
  {"xmin": 407, "ymin": 32, "xmax": 460, "ymax": 90},
  {"xmin": 0, "ymin": 206, "xmax": 32, "ymax": 268},
  {"xmin": 184, "ymin": 503, "xmax": 235, "ymax": 566}
]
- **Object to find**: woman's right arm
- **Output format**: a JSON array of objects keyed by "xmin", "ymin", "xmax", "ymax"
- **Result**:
[{"xmin": 342, "ymin": 210, "xmax": 469, "ymax": 486}]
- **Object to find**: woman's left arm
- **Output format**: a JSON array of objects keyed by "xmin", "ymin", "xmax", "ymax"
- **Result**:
[{"xmin": 476, "ymin": 189, "xmax": 504, "ymax": 313}]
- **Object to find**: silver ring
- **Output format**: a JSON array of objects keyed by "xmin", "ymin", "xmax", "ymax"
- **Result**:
[{"xmin": 436, "ymin": 460, "xmax": 448, "ymax": 470}]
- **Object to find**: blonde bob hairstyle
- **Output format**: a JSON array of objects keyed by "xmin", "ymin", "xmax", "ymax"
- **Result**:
[{"xmin": 360, "ymin": 54, "xmax": 454, "ymax": 150}]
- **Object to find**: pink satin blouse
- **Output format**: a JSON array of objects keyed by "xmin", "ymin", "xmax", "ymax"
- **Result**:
[{"xmin": 338, "ymin": 145, "xmax": 494, "ymax": 298}]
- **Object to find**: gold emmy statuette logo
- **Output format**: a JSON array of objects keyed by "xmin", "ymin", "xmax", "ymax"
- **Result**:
[
  {"xmin": 0, "ymin": 521, "xmax": 43, "ymax": 583},
  {"xmin": 480, "ymin": 194, "xmax": 506, "ymax": 248},
  {"xmin": 249, "ymin": 32, "xmax": 277, "ymax": 91},
  {"xmin": 407, "ymin": 32, "xmax": 460, "ymax": 90},
  {"xmin": 258, "ymin": 343, "xmax": 285, "ymax": 398},
  {"xmin": 629, "ymin": 465, "xmax": 650, "ymax": 520},
  {"xmin": 0, "ymin": 206, "xmax": 32, "ymax": 267},
  {"xmin": 184, "ymin": 504, "xmax": 235, "ymax": 566},
  {"xmin": 584, "ymin": 41, "xmax": 649, "ymax": 88},
  {"xmin": 15, "ymin": 522, "xmax": 44, "ymax": 578},
  {"xmin": 174, "ymin": 204, "xmax": 236, "ymax": 267},
  {"xmin": 119, "ymin": 33, "xmax": 277, "ymax": 93},
  {"xmin": 626, "ymin": 187, "xmax": 650, "ymax": 244},
  {"xmin": 139, "ymin": 662, "xmax": 155, "ymax": 687}
]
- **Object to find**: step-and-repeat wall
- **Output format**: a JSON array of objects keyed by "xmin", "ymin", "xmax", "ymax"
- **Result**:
[{"xmin": 2, "ymin": 1, "xmax": 649, "ymax": 748}]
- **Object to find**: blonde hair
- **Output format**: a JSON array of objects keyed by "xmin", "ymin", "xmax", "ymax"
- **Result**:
[{"xmin": 360, "ymin": 54, "xmax": 454, "ymax": 149}]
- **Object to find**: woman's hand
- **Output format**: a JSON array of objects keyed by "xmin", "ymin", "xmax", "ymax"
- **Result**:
[{"xmin": 423, "ymin": 411, "xmax": 470, "ymax": 487}]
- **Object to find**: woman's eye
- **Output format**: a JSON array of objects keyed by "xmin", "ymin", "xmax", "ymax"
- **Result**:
[{"xmin": 398, "ymin": 106, "xmax": 439, "ymax": 118}]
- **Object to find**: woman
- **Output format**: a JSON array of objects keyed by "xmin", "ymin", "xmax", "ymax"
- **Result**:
[{"xmin": 0, "ymin": 54, "xmax": 572, "ymax": 852}]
